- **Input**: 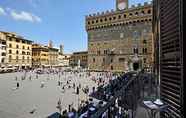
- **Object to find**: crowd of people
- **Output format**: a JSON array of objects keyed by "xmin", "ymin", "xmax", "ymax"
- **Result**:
[{"xmin": 10, "ymin": 67, "xmax": 119, "ymax": 117}]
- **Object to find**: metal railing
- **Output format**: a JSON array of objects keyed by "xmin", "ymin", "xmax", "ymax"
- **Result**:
[{"xmin": 90, "ymin": 72, "xmax": 141, "ymax": 118}]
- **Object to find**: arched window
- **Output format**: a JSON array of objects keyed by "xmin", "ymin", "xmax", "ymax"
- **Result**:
[
  {"xmin": 124, "ymin": 14, "xmax": 127, "ymax": 18},
  {"xmin": 118, "ymin": 15, "xmax": 121, "ymax": 19},
  {"xmin": 143, "ymin": 40, "xmax": 147, "ymax": 44},
  {"xmin": 111, "ymin": 65, "xmax": 113, "ymax": 70},
  {"xmin": 135, "ymin": 12, "xmax": 139, "ymax": 16},
  {"xmin": 141, "ymin": 10, "xmax": 145, "ymax": 15},
  {"xmin": 93, "ymin": 58, "xmax": 95, "ymax": 63},
  {"xmin": 148, "ymin": 10, "xmax": 151, "ymax": 14}
]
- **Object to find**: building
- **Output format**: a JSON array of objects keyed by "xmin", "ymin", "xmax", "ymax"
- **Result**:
[
  {"xmin": 48, "ymin": 40, "xmax": 53, "ymax": 48},
  {"xmin": 0, "ymin": 31, "xmax": 32, "ymax": 69},
  {"xmin": 70, "ymin": 51, "xmax": 88, "ymax": 68},
  {"xmin": 86, "ymin": 0, "xmax": 153, "ymax": 72},
  {"xmin": 48, "ymin": 47, "xmax": 59, "ymax": 66},
  {"xmin": 59, "ymin": 44, "xmax": 64, "ymax": 54},
  {"xmin": 32, "ymin": 44, "xmax": 49, "ymax": 67},
  {"xmin": 58, "ymin": 53, "xmax": 71, "ymax": 67},
  {"xmin": 0, "ymin": 34, "xmax": 6, "ymax": 67},
  {"xmin": 153, "ymin": 0, "xmax": 184, "ymax": 117}
]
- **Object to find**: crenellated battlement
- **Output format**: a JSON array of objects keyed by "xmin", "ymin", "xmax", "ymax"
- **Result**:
[{"xmin": 86, "ymin": 1, "xmax": 152, "ymax": 19}]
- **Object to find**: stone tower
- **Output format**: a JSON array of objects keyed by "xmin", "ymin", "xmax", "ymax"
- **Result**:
[
  {"xmin": 48, "ymin": 40, "xmax": 53, "ymax": 48},
  {"xmin": 59, "ymin": 44, "xmax": 64, "ymax": 54},
  {"xmin": 116, "ymin": 0, "xmax": 129, "ymax": 10}
]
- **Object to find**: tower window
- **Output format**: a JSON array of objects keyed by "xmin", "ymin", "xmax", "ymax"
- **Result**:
[
  {"xmin": 118, "ymin": 15, "xmax": 121, "ymax": 19},
  {"xmin": 144, "ymin": 58, "xmax": 146, "ymax": 63},
  {"xmin": 143, "ymin": 40, "xmax": 147, "ymax": 44},
  {"xmin": 103, "ymin": 58, "xmax": 105, "ymax": 62},
  {"xmin": 148, "ymin": 10, "xmax": 151, "ymax": 14},
  {"xmin": 111, "ymin": 58, "xmax": 113, "ymax": 63},
  {"xmin": 133, "ymin": 48, "xmax": 138, "ymax": 54},
  {"xmin": 119, "ymin": 58, "xmax": 125, "ymax": 62},
  {"xmin": 111, "ymin": 66, "xmax": 113, "ymax": 70},
  {"xmin": 143, "ymin": 48, "xmax": 147, "ymax": 54},
  {"xmin": 124, "ymin": 14, "xmax": 127, "ymax": 18},
  {"xmin": 97, "ymin": 50, "xmax": 101, "ymax": 55},
  {"xmin": 135, "ymin": 12, "xmax": 139, "ymax": 16},
  {"xmin": 93, "ymin": 58, "xmax": 95, "ymax": 63}
]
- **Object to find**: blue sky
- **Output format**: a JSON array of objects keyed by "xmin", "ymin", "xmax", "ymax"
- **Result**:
[{"xmin": 0, "ymin": 0, "xmax": 151, "ymax": 54}]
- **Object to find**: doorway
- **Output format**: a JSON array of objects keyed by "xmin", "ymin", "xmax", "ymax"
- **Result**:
[{"xmin": 133, "ymin": 62, "xmax": 139, "ymax": 71}]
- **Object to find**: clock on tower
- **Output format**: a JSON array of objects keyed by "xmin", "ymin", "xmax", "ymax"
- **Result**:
[{"xmin": 116, "ymin": 0, "xmax": 128, "ymax": 10}]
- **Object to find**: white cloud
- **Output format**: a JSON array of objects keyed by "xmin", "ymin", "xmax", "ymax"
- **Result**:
[
  {"xmin": 0, "ymin": 7, "xmax": 6, "ymax": 15},
  {"xmin": 10, "ymin": 10, "xmax": 42, "ymax": 23}
]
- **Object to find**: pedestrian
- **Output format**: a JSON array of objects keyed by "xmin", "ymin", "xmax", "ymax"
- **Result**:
[
  {"xmin": 16, "ymin": 82, "xmax": 19, "ymax": 88},
  {"xmin": 79, "ymin": 84, "xmax": 81, "ymax": 89},
  {"xmin": 92, "ymin": 86, "xmax": 95, "ymax": 93},
  {"xmin": 73, "ymin": 83, "xmax": 75, "ymax": 89},
  {"xmin": 15, "ymin": 76, "xmax": 18, "ymax": 81},
  {"xmin": 58, "ymin": 81, "xmax": 60, "ymax": 86},
  {"xmin": 29, "ymin": 76, "xmax": 32, "ymax": 80},
  {"xmin": 76, "ymin": 87, "xmax": 79, "ymax": 95}
]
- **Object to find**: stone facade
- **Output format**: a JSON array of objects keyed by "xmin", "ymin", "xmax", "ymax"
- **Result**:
[
  {"xmin": 48, "ymin": 47, "xmax": 59, "ymax": 66},
  {"xmin": 32, "ymin": 44, "xmax": 49, "ymax": 67},
  {"xmin": 58, "ymin": 53, "xmax": 71, "ymax": 67},
  {"xmin": 0, "ymin": 39, "xmax": 6, "ymax": 67},
  {"xmin": 86, "ymin": 1, "xmax": 153, "ymax": 72},
  {"xmin": 0, "ymin": 31, "xmax": 32, "ymax": 69},
  {"xmin": 70, "ymin": 51, "xmax": 88, "ymax": 68}
]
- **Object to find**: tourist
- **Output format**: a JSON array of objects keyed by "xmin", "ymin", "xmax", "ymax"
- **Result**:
[
  {"xmin": 15, "ymin": 76, "xmax": 18, "ymax": 81},
  {"xmin": 16, "ymin": 82, "xmax": 19, "ymax": 88},
  {"xmin": 29, "ymin": 75, "xmax": 32, "ymax": 80},
  {"xmin": 76, "ymin": 86, "xmax": 79, "ymax": 95},
  {"xmin": 73, "ymin": 83, "xmax": 75, "ymax": 89},
  {"xmin": 41, "ymin": 81, "xmax": 45, "ymax": 88}
]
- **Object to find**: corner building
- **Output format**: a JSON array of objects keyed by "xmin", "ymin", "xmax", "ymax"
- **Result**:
[
  {"xmin": 86, "ymin": 0, "xmax": 153, "ymax": 72},
  {"xmin": 0, "ymin": 31, "xmax": 32, "ymax": 69}
]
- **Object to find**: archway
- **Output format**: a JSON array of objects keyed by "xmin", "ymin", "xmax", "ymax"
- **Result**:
[{"xmin": 133, "ymin": 62, "xmax": 139, "ymax": 71}]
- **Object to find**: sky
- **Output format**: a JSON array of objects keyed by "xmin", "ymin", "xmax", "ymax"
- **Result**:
[{"xmin": 0, "ymin": 0, "xmax": 151, "ymax": 54}]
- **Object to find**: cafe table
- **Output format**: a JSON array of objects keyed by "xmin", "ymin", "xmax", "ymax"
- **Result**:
[{"xmin": 142, "ymin": 97, "xmax": 169, "ymax": 118}]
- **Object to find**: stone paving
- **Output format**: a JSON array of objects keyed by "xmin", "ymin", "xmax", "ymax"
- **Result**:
[{"xmin": 0, "ymin": 70, "xmax": 110, "ymax": 118}]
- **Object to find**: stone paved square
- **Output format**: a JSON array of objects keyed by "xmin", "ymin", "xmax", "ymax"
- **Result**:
[{"xmin": 0, "ymin": 70, "xmax": 109, "ymax": 118}]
